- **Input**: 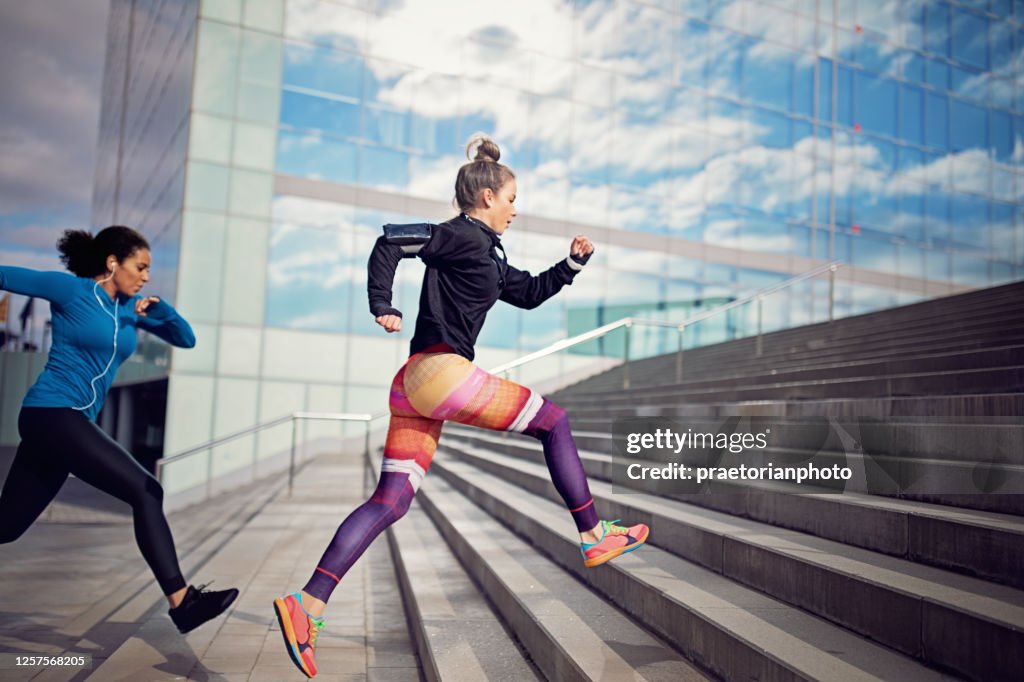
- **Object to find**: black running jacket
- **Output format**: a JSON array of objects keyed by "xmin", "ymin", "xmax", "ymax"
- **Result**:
[{"xmin": 367, "ymin": 213, "xmax": 583, "ymax": 361}]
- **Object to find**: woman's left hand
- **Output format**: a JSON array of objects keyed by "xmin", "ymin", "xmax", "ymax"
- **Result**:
[
  {"xmin": 570, "ymin": 235, "xmax": 594, "ymax": 259},
  {"xmin": 135, "ymin": 296, "xmax": 161, "ymax": 316}
]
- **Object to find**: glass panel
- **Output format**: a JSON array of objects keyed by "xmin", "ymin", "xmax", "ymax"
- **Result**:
[
  {"xmin": 358, "ymin": 146, "xmax": 409, "ymax": 192},
  {"xmin": 950, "ymin": 7, "xmax": 988, "ymax": 70},
  {"xmin": 283, "ymin": 41, "xmax": 362, "ymax": 100},
  {"xmin": 185, "ymin": 161, "xmax": 230, "ymax": 212},
  {"xmin": 276, "ymin": 129, "xmax": 357, "ymax": 183},
  {"xmin": 745, "ymin": 43, "xmax": 795, "ymax": 111},
  {"xmin": 950, "ymin": 193, "xmax": 989, "ymax": 250},
  {"xmin": 951, "ymin": 99, "xmax": 987, "ymax": 151},
  {"xmin": 236, "ymin": 80, "xmax": 280, "ymax": 124},
  {"xmin": 177, "ymin": 211, "xmax": 227, "ymax": 322},
  {"xmin": 925, "ymin": 57, "xmax": 950, "ymax": 90},
  {"xmin": 924, "ymin": 2, "xmax": 950, "ymax": 57},
  {"xmin": 279, "ymin": 90, "xmax": 360, "ymax": 139},
  {"xmin": 266, "ymin": 221, "xmax": 352, "ymax": 333},
  {"xmin": 221, "ymin": 218, "xmax": 269, "ymax": 325},
  {"xmin": 194, "ymin": 20, "xmax": 241, "ymax": 116},
  {"xmin": 233, "ymin": 122, "xmax": 276, "ymax": 170},
  {"xmin": 854, "ymin": 71, "xmax": 897, "ymax": 137},
  {"xmin": 676, "ymin": 19, "xmax": 708, "ymax": 89},
  {"xmin": 243, "ymin": 0, "xmax": 284, "ymax": 33},
  {"xmin": 229, "ymin": 169, "xmax": 273, "ymax": 217},
  {"xmin": 189, "ymin": 113, "xmax": 233, "ymax": 164},
  {"xmin": 818, "ymin": 58, "xmax": 833, "ymax": 123},
  {"xmin": 990, "ymin": 109, "xmax": 1013, "ymax": 161},
  {"xmin": 925, "ymin": 92, "xmax": 949, "ymax": 150}
]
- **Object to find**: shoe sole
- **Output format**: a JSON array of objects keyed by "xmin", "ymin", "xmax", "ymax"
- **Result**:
[
  {"xmin": 175, "ymin": 589, "xmax": 239, "ymax": 634},
  {"xmin": 273, "ymin": 598, "xmax": 316, "ymax": 678},
  {"xmin": 583, "ymin": 527, "xmax": 649, "ymax": 568}
]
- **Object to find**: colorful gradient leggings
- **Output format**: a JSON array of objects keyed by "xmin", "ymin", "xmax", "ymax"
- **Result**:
[{"xmin": 304, "ymin": 351, "xmax": 599, "ymax": 602}]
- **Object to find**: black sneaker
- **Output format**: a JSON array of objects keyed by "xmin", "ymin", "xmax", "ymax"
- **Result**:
[{"xmin": 168, "ymin": 582, "xmax": 239, "ymax": 634}]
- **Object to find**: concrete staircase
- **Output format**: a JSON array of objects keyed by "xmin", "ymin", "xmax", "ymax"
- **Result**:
[
  {"xmin": 388, "ymin": 280, "xmax": 1023, "ymax": 681},
  {"xmin": 4, "ymin": 281, "xmax": 1021, "ymax": 680}
]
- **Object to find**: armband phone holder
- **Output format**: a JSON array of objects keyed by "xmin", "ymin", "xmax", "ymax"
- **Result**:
[{"xmin": 383, "ymin": 223, "xmax": 432, "ymax": 244}]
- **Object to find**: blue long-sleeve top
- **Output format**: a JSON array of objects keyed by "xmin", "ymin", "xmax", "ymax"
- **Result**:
[{"xmin": 0, "ymin": 266, "xmax": 195, "ymax": 421}]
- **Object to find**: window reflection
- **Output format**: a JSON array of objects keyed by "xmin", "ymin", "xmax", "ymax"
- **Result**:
[{"xmin": 253, "ymin": 0, "xmax": 1024, "ymax": 336}]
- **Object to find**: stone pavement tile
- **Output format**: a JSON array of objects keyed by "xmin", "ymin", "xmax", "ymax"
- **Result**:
[
  {"xmin": 202, "ymin": 634, "xmax": 259, "ymax": 660},
  {"xmin": 316, "ymin": 632, "xmax": 364, "ymax": 648},
  {"xmin": 192, "ymin": 674, "xmax": 250, "ymax": 682},
  {"xmin": 194, "ymin": 654, "xmax": 258, "ymax": 674},
  {"xmin": 246, "ymin": 665, "xmax": 317, "ymax": 681},
  {"xmin": 310, "ymin": 645, "xmax": 366, "ymax": 675},
  {"xmin": 217, "ymin": 619, "xmax": 270, "ymax": 637},
  {"xmin": 253, "ymin": 630, "xmax": 292, "ymax": 669},
  {"xmin": 367, "ymin": 667, "xmax": 420, "ymax": 682}
]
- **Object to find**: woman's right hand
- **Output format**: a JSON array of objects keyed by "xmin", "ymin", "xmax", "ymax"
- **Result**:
[{"xmin": 376, "ymin": 314, "xmax": 402, "ymax": 333}]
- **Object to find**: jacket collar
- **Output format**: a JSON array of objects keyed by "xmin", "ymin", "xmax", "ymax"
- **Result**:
[{"xmin": 460, "ymin": 213, "xmax": 503, "ymax": 245}]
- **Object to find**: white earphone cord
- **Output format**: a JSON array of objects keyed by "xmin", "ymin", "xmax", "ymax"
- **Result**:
[{"xmin": 72, "ymin": 267, "xmax": 119, "ymax": 413}]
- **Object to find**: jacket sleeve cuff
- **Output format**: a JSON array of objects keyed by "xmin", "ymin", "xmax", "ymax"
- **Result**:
[
  {"xmin": 564, "ymin": 256, "xmax": 585, "ymax": 272},
  {"xmin": 371, "ymin": 304, "xmax": 403, "ymax": 318}
]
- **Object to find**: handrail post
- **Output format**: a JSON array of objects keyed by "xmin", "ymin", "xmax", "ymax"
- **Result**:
[
  {"xmin": 364, "ymin": 420, "xmax": 371, "ymax": 461},
  {"xmin": 623, "ymin": 321, "xmax": 632, "ymax": 390},
  {"xmin": 756, "ymin": 296, "xmax": 764, "ymax": 357},
  {"xmin": 288, "ymin": 415, "xmax": 298, "ymax": 498},
  {"xmin": 675, "ymin": 324, "xmax": 685, "ymax": 383},
  {"xmin": 828, "ymin": 263, "xmax": 836, "ymax": 322}
]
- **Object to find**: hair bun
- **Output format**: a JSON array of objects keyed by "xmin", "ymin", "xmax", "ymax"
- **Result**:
[{"xmin": 466, "ymin": 133, "xmax": 501, "ymax": 163}]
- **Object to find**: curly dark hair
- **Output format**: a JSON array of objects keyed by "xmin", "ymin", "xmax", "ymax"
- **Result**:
[{"xmin": 57, "ymin": 226, "xmax": 149, "ymax": 277}]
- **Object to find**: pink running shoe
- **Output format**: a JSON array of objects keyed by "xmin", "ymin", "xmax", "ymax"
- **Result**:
[
  {"xmin": 273, "ymin": 593, "xmax": 323, "ymax": 678},
  {"xmin": 581, "ymin": 519, "xmax": 649, "ymax": 568}
]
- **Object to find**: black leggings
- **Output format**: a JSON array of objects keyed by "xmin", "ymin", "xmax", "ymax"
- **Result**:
[{"xmin": 0, "ymin": 407, "xmax": 186, "ymax": 595}]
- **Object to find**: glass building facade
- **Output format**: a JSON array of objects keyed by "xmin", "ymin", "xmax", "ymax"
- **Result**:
[{"xmin": 4, "ymin": 0, "xmax": 1022, "ymax": 498}]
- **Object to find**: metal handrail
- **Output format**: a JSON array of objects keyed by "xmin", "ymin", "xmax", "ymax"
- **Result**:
[
  {"xmin": 154, "ymin": 410, "xmax": 387, "ymax": 497},
  {"xmin": 490, "ymin": 261, "xmax": 841, "ymax": 388}
]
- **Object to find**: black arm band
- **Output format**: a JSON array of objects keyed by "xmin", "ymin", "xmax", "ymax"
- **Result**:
[{"xmin": 383, "ymin": 223, "xmax": 433, "ymax": 256}]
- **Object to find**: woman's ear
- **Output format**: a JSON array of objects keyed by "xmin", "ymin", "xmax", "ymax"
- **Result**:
[{"xmin": 481, "ymin": 187, "xmax": 495, "ymax": 208}]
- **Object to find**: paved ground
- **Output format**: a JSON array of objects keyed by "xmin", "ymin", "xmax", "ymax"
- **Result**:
[{"xmin": 0, "ymin": 447, "xmax": 421, "ymax": 681}]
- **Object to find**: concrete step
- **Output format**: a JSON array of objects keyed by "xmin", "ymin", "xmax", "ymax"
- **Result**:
[
  {"xmin": 558, "ymin": 319, "xmax": 1024, "ymax": 393},
  {"xmin": 430, "ymin": 451, "xmax": 962, "ymax": 682},
  {"xmin": 560, "ymin": 427, "xmax": 1024, "ymax": 515},
  {"xmin": 437, "ymin": 438, "xmax": 1024, "ymax": 681},
  {"xmin": 598, "ymin": 346, "xmax": 1024, "ymax": 395},
  {"xmin": 564, "ymin": 414, "xmax": 1024, "ymax": 466},
  {"xmin": 557, "ymin": 365, "xmax": 1024, "ymax": 406},
  {"xmin": 592, "ymin": 304, "xmax": 1024, "ymax": 366},
  {"xmin": 558, "ymin": 393, "xmax": 1024, "ymax": 420},
  {"xmin": 371, "ymin": 453, "xmax": 543, "ymax": 681},
  {"xmin": 559, "ymin": 337, "xmax": 1024, "ymax": 396},
  {"xmin": 416, "ymin": 467, "xmax": 710, "ymax": 681},
  {"xmin": 570, "ymin": 334, "xmax": 1024, "ymax": 393},
  {"xmin": 387, "ymin": 503, "xmax": 543, "ymax": 682},
  {"xmin": 442, "ymin": 429, "xmax": 1024, "ymax": 590}
]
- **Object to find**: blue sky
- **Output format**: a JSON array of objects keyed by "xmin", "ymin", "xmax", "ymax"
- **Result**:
[{"xmin": 0, "ymin": 0, "xmax": 108, "ymax": 269}]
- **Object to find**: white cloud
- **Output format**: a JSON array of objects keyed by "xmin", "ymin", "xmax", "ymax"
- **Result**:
[{"xmin": 0, "ymin": 0, "xmax": 108, "ymax": 214}]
